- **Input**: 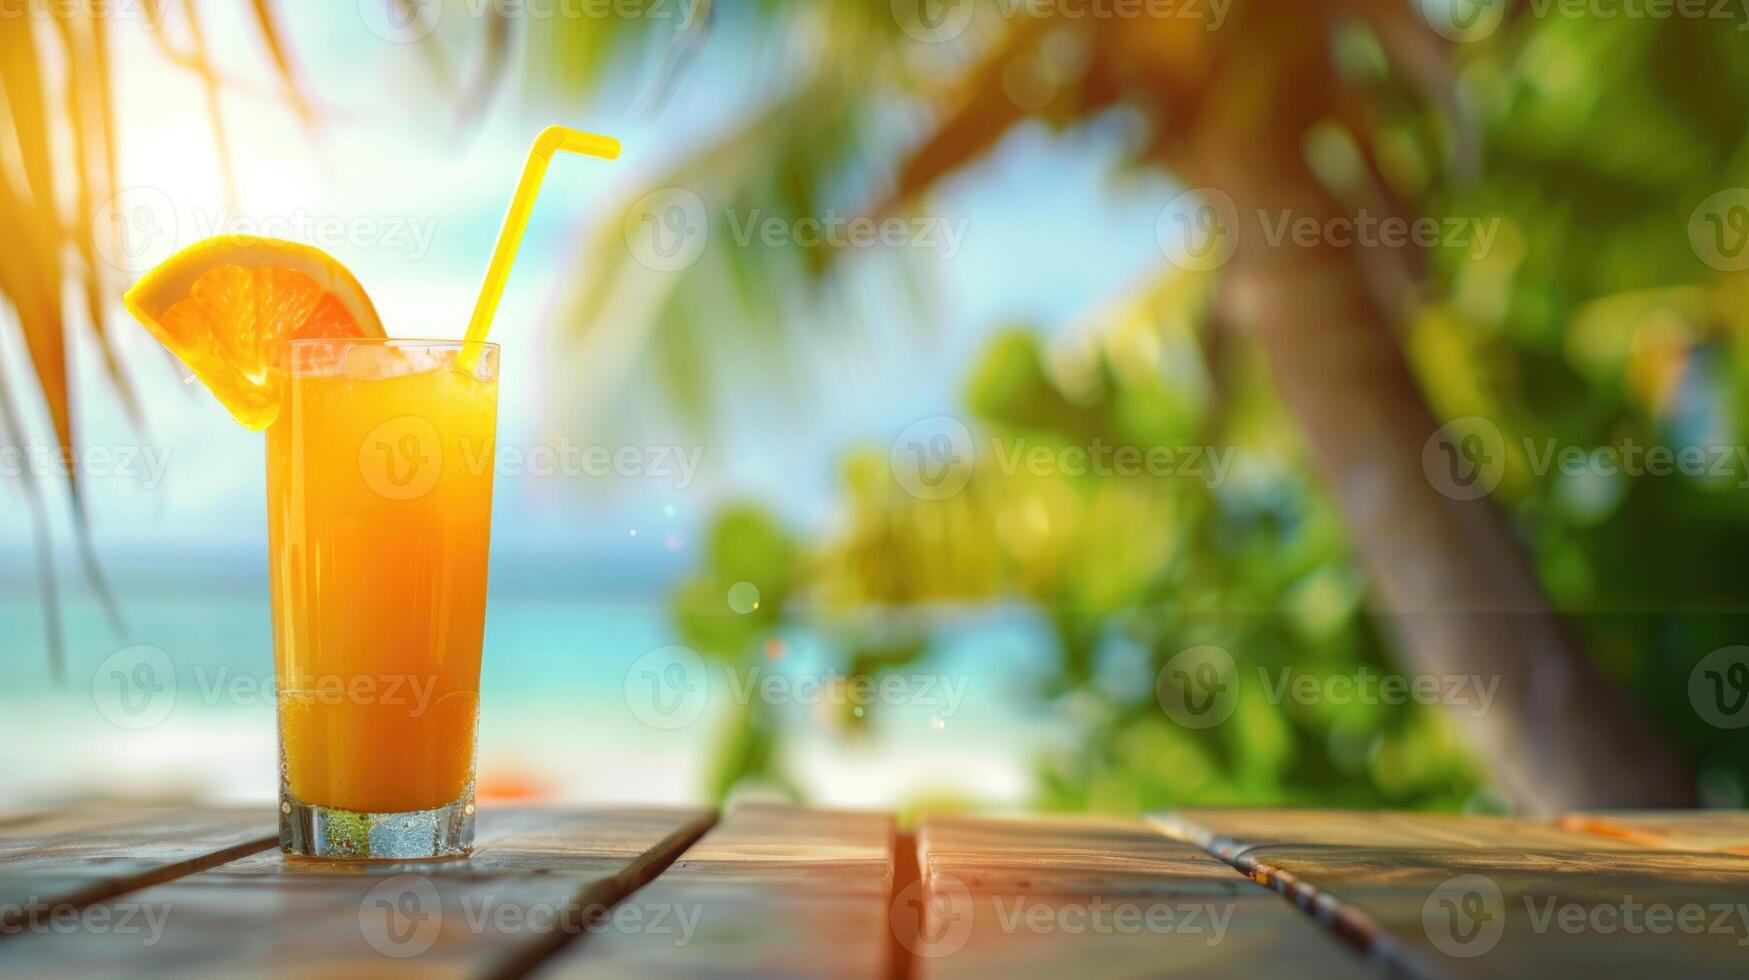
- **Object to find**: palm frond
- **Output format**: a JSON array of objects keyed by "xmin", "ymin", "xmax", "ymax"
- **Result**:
[
  {"xmin": 248, "ymin": 0, "xmax": 319, "ymax": 136},
  {"xmin": 2, "ymin": 1, "xmax": 317, "ymax": 675},
  {"xmin": 56, "ymin": 14, "xmax": 143, "ymax": 428}
]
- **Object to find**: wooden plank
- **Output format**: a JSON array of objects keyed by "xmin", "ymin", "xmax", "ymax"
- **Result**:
[
  {"xmin": 0, "ymin": 807, "xmax": 277, "ymax": 935},
  {"xmin": 1155, "ymin": 809, "xmax": 1749, "ymax": 980},
  {"xmin": 1155, "ymin": 808, "xmax": 1647, "ymax": 855},
  {"xmin": 0, "ymin": 806, "xmax": 712, "ymax": 979},
  {"xmin": 1560, "ymin": 811, "xmax": 1749, "ymax": 856},
  {"xmin": 908, "ymin": 815, "xmax": 1370, "ymax": 978},
  {"xmin": 535, "ymin": 803, "xmax": 895, "ymax": 979}
]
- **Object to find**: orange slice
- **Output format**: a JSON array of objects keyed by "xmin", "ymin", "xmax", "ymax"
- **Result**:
[{"xmin": 123, "ymin": 236, "xmax": 386, "ymax": 429}]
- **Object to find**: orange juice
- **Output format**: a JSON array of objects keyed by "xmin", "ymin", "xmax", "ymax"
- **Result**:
[{"xmin": 267, "ymin": 339, "xmax": 498, "ymax": 826}]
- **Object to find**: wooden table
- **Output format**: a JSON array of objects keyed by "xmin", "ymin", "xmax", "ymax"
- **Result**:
[{"xmin": 1, "ymin": 804, "xmax": 1746, "ymax": 977}]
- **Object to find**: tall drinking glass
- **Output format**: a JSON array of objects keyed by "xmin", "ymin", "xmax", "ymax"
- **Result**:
[{"xmin": 267, "ymin": 339, "xmax": 499, "ymax": 858}]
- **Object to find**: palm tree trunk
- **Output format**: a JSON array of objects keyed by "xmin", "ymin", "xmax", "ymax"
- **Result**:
[{"xmin": 1197, "ymin": 142, "xmax": 1694, "ymax": 813}]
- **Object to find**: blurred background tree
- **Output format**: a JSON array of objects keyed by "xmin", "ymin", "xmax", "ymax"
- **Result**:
[{"xmin": 560, "ymin": 2, "xmax": 1745, "ymax": 814}]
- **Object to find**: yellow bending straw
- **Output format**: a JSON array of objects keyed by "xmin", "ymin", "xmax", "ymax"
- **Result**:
[{"xmin": 463, "ymin": 125, "xmax": 621, "ymax": 347}]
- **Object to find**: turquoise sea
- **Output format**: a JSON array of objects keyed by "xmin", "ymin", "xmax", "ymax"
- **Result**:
[{"xmin": 0, "ymin": 552, "xmax": 1060, "ymax": 811}]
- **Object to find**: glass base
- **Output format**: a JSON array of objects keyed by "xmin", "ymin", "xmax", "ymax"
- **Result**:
[{"xmin": 280, "ymin": 793, "xmax": 475, "ymax": 860}]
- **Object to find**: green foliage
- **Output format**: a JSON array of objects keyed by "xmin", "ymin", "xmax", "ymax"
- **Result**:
[
  {"xmin": 681, "ymin": 318, "xmax": 1486, "ymax": 811},
  {"xmin": 661, "ymin": 11, "xmax": 1749, "ymax": 813},
  {"xmin": 1408, "ymin": 15, "xmax": 1749, "ymax": 807}
]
